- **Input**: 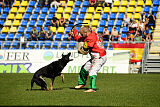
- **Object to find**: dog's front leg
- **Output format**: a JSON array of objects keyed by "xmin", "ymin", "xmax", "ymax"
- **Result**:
[
  {"xmin": 50, "ymin": 78, "xmax": 55, "ymax": 90},
  {"xmin": 61, "ymin": 74, "xmax": 64, "ymax": 83}
]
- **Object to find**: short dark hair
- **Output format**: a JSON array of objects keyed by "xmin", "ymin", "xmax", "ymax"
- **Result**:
[
  {"xmin": 105, "ymin": 26, "xmax": 108, "ymax": 28},
  {"xmin": 114, "ymin": 27, "xmax": 116, "ymax": 29}
]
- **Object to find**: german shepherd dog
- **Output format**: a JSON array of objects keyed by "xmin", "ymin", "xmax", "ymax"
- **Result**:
[{"xmin": 31, "ymin": 52, "xmax": 73, "ymax": 90}]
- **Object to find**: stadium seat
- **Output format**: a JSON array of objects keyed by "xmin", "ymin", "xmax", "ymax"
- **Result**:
[
  {"xmin": 42, "ymin": 7, "xmax": 48, "ymax": 13},
  {"xmin": 65, "ymin": 27, "xmax": 72, "ymax": 33},
  {"xmin": 0, "ymin": 34, "xmax": 6, "ymax": 40},
  {"xmin": 113, "ymin": 0, "xmax": 120, "ymax": 6},
  {"xmin": 119, "ymin": 7, "xmax": 126, "ymax": 13},
  {"xmin": 7, "ymin": 34, "xmax": 14, "ymax": 41},
  {"xmin": 18, "ymin": 7, "xmax": 25, "ymax": 13},
  {"xmin": 68, "ymin": 20, "xmax": 74, "ymax": 26},
  {"xmin": 36, "ymin": 27, "xmax": 41, "ymax": 32},
  {"xmin": 70, "ymin": 14, "xmax": 77, "ymax": 20},
  {"xmin": 67, "ymin": 1, "xmax": 74, "ymax": 7},
  {"xmin": 128, "ymin": 7, "xmax": 134, "ymax": 13},
  {"xmin": 127, "ymin": 13, "xmax": 132, "ymax": 19},
  {"xmin": 39, "ymin": 14, "xmax": 46, "ymax": 20},
  {"xmin": 134, "ymin": 13, "xmax": 140, "ymax": 19},
  {"xmin": 44, "ymin": 20, "xmax": 51, "ymax": 26},
  {"xmin": 122, "ymin": 27, "xmax": 128, "ymax": 33},
  {"xmin": 12, "ymin": 42, "xmax": 19, "ymax": 48},
  {"xmin": 36, "ymin": 41, "xmax": 43, "ymax": 48},
  {"xmin": 26, "ymin": 7, "xmax": 33, "ymax": 13},
  {"xmin": 31, "ymin": 14, "xmax": 38, "ymax": 20},
  {"xmin": 10, "ymin": 27, "xmax": 17, "ymax": 33},
  {"xmin": 21, "ymin": 1, "xmax": 28, "ymax": 7},
  {"xmin": 116, "ymin": 20, "xmax": 122, "ymax": 26},
  {"xmin": 23, "ymin": 14, "xmax": 30, "ymax": 20},
  {"xmin": 96, "ymin": 7, "xmax": 102, "ymax": 13},
  {"xmin": 61, "ymin": 42, "xmax": 67, "ymax": 48},
  {"xmin": 2, "ymin": 27, "xmax": 9, "ymax": 33},
  {"xmin": 57, "ymin": 7, "xmax": 63, "ymax": 13},
  {"xmin": 110, "ymin": 13, "xmax": 116, "ymax": 20},
  {"xmin": 29, "ymin": 1, "xmax": 35, "ymax": 7},
  {"xmin": 15, "ymin": 34, "xmax": 22, "ymax": 40},
  {"xmin": 28, "ymin": 41, "xmax": 36, "ymax": 47},
  {"xmin": 0, "ymin": 14, "xmax": 7, "ymax": 20},
  {"xmin": 11, "ymin": 7, "xmax": 17, "ymax": 13},
  {"xmin": 116, "ymin": 27, "xmax": 120, "ymax": 32},
  {"xmin": 135, "ymin": 7, "xmax": 142, "ymax": 13},
  {"xmin": 145, "ymin": 0, "xmax": 152, "ymax": 6},
  {"xmin": 16, "ymin": 14, "xmax": 23, "ymax": 20},
  {"xmin": 104, "ymin": 7, "xmax": 110, "ymax": 13},
  {"xmin": 55, "ymin": 33, "xmax": 62, "ymax": 41},
  {"xmin": 52, "ymin": 42, "xmax": 59, "ymax": 48},
  {"xmin": 102, "ymin": 13, "xmax": 108, "ymax": 20},
  {"xmin": 72, "ymin": 7, "xmax": 79, "ymax": 13},
  {"xmin": 76, "ymin": 27, "xmax": 80, "ymax": 32},
  {"xmin": 4, "ymin": 42, "xmax": 11, "ymax": 48},
  {"xmin": 37, "ymin": 20, "xmax": 43, "ymax": 26},
  {"xmin": 3, "ymin": 7, "xmax": 10, "ymax": 13},
  {"xmin": 111, "ymin": 7, "xmax": 118, "ymax": 13},
  {"xmin": 82, "ymin": 1, "xmax": 89, "ymax": 7},
  {"xmin": 94, "ymin": 13, "xmax": 101, "ymax": 20},
  {"xmin": 13, "ymin": 20, "xmax": 20, "ymax": 26},
  {"xmin": 51, "ymin": 27, "xmax": 56, "ymax": 33},
  {"xmin": 49, "ymin": 7, "xmax": 56, "ymax": 13},
  {"xmin": 78, "ymin": 14, "xmax": 85, "ymax": 20},
  {"xmin": 47, "ymin": 14, "xmax": 53, "ymax": 20},
  {"xmin": 137, "ymin": 0, "xmax": 144, "ymax": 6},
  {"xmin": 13, "ymin": 1, "xmax": 20, "ymax": 7},
  {"xmin": 34, "ymin": 7, "xmax": 40, "ymax": 13},
  {"xmin": 99, "ymin": 20, "xmax": 106, "ymax": 26},
  {"xmin": 92, "ymin": 20, "xmax": 99, "ymax": 27},
  {"xmin": 45, "ymin": 42, "xmax": 52, "ymax": 47},
  {"xmin": 153, "ymin": 0, "xmax": 159, "ymax": 6},
  {"xmin": 29, "ymin": 20, "xmax": 36, "ymax": 26},
  {"xmin": 24, "ymin": 34, "xmax": 30, "ymax": 39},
  {"xmin": 83, "ymin": 20, "xmax": 90, "ymax": 26},
  {"xmin": 65, "ymin": 7, "xmax": 72, "ymax": 13},
  {"xmin": 75, "ymin": 1, "xmax": 81, "ymax": 7},
  {"xmin": 0, "ymin": 20, "xmax": 4, "ymax": 25},
  {"xmin": 152, "ymin": 6, "xmax": 158, "ymax": 13},
  {"xmin": 108, "ymin": 20, "xmax": 114, "ymax": 26},
  {"xmin": 144, "ymin": 7, "xmax": 150, "ymax": 13},
  {"xmin": 86, "ymin": 14, "xmax": 92, "ymax": 20},
  {"xmin": 58, "ymin": 27, "xmax": 65, "ymax": 33},
  {"xmin": 97, "ymin": 27, "xmax": 104, "ymax": 33},
  {"xmin": 121, "ymin": 0, "xmax": 128, "ymax": 6},
  {"xmin": 67, "ymin": 48, "xmax": 74, "ymax": 50},
  {"xmin": 76, "ymin": 20, "xmax": 83, "ymax": 26},
  {"xmin": 121, "ymin": 33, "xmax": 127, "ymax": 41},
  {"xmin": 118, "ymin": 13, "xmax": 124, "ymax": 20},
  {"xmin": 80, "ymin": 7, "xmax": 87, "ymax": 13},
  {"xmin": 88, "ymin": 7, "xmax": 94, "ymax": 13},
  {"xmin": 26, "ymin": 27, "xmax": 33, "ymax": 33},
  {"xmin": 63, "ymin": 14, "xmax": 70, "ymax": 20},
  {"xmin": 18, "ymin": 27, "xmax": 25, "ymax": 33},
  {"xmin": 55, "ymin": 14, "xmax": 61, "ymax": 19},
  {"xmin": 129, "ymin": 0, "xmax": 136, "ymax": 6},
  {"xmin": 69, "ymin": 42, "xmax": 76, "ymax": 47},
  {"xmin": 5, "ymin": 20, "xmax": 12, "ymax": 26},
  {"xmin": 60, "ymin": 1, "xmax": 66, "ymax": 7}
]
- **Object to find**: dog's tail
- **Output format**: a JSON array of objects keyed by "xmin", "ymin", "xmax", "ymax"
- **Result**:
[{"xmin": 31, "ymin": 78, "xmax": 34, "ymax": 90}]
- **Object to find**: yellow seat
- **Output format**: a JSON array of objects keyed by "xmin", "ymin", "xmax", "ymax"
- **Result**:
[
  {"xmin": 21, "ymin": 1, "xmax": 28, "ymax": 7},
  {"xmin": 121, "ymin": 0, "xmax": 128, "ymax": 6},
  {"xmin": 2, "ymin": 27, "xmax": 9, "ymax": 33},
  {"xmin": 92, "ymin": 20, "xmax": 99, "ymax": 27},
  {"xmin": 129, "ymin": 0, "xmax": 136, "ymax": 6},
  {"xmin": 67, "ymin": 1, "xmax": 74, "ymax": 7},
  {"xmin": 5, "ymin": 20, "xmax": 12, "ymax": 26},
  {"xmin": 145, "ymin": 0, "xmax": 152, "ymax": 6},
  {"xmin": 119, "ymin": 7, "xmax": 126, "ymax": 13},
  {"xmin": 10, "ymin": 27, "xmax": 17, "ymax": 33},
  {"xmin": 104, "ymin": 7, "xmax": 110, "ymax": 13},
  {"xmin": 63, "ymin": 14, "xmax": 70, "ymax": 20},
  {"xmin": 94, "ymin": 13, "xmax": 101, "ymax": 20},
  {"xmin": 91, "ymin": 27, "xmax": 97, "ymax": 32},
  {"xmin": 113, "ymin": 0, "xmax": 120, "ymax": 6},
  {"xmin": 51, "ymin": 27, "xmax": 56, "ymax": 32},
  {"xmin": 128, "ymin": 7, "xmax": 134, "ymax": 13},
  {"xmin": 13, "ymin": 1, "xmax": 20, "ymax": 7},
  {"xmin": 88, "ymin": 7, "xmax": 94, "ymax": 13},
  {"xmin": 58, "ymin": 27, "xmax": 65, "ymax": 33},
  {"xmin": 60, "ymin": 1, "xmax": 66, "ymax": 7},
  {"xmin": 86, "ymin": 14, "xmax": 92, "ymax": 20},
  {"xmin": 135, "ymin": 7, "xmax": 142, "ymax": 13},
  {"xmin": 55, "ymin": 14, "xmax": 61, "ymax": 19},
  {"xmin": 16, "ymin": 14, "xmax": 23, "ymax": 20},
  {"xmin": 83, "ymin": 20, "xmax": 90, "ymax": 26},
  {"xmin": 65, "ymin": 7, "xmax": 72, "ymax": 13},
  {"xmin": 96, "ymin": 7, "xmax": 102, "ymax": 13},
  {"xmin": 13, "ymin": 20, "xmax": 20, "ymax": 26},
  {"xmin": 111, "ymin": 7, "xmax": 118, "ymax": 13},
  {"xmin": 18, "ymin": 7, "xmax": 25, "ymax": 13},
  {"xmin": 137, "ymin": 0, "xmax": 144, "ymax": 6},
  {"xmin": 134, "ymin": 13, "xmax": 140, "ymax": 19},
  {"xmin": 127, "ymin": 13, "xmax": 132, "ymax": 19},
  {"xmin": 136, "ymin": 20, "xmax": 139, "ymax": 25},
  {"xmin": 8, "ymin": 14, "xmax": 15, "ymax": 20},
  {"xmin": 11, "ymin": 7, "xmax": 17, "ymax": 13},
  {"xmin": 57, "ymin": 7, "xmax": 63, "ymax": 13}
]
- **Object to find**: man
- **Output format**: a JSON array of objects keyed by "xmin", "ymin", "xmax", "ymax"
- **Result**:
[
  {"xmin": 143, "ymin": 26, "xmax": 151, "ymax": 41},
  {"xmin": 103, "ymin": 26, "xmax": 110, "ymax": 41},
  {"xmin": 30, "ymin": 27, "xmax": 38, "ymax": 41},
  {"xmin": 69, "ymin": 26, "xmax": 107, "ymax": 92},
  {"xmin": 18, "ymin": 34, "xmax": 27, "ymax": 49},
  {"xmin": 46, "ymin": 26, "xmax": 53, "ymax": 40},
  {"xmin": 104, "ymin": 0, "xmax": 112, "ymax": 8},
  {"xmin": 148, "ymin": 12, "xmax": 156, "ymax": 28},
  {"xmin": 111, "ymin": 27, "xmax": 119, "ymax": 41},
  {"xmin": 51, "ymin": 14, "xmax": 58, "ymax": 28},
  {"xmin": 89, "ymin": 0, "xmax": 97, "ymax": 7},
  {"xmin": 123, "ymin": 14, "xmax": 130, "ymax": 27}
]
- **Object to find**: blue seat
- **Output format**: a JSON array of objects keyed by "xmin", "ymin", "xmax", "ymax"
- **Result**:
[
  {"xmin": 39, "ymin": 14, "xmax": 46, "ymax": 20},
  {"xmin": 18, "ymin": 27, "xmax": 25, "ymax": 33},
  {"xmin": 69, "ymin": 43, "xmax": 76, "ymax": 47},
  {"xmin": 100, "ymin": 20, "xmax": 106, "ymax": 26},
  {"xmin": 42, "ymin": 7, "xmax": 48, "ymax": 13},
  {"xmin": 66, "ymin": 27, "xmax": 72, "ymax": 33},
  {"xmin": 29, "ymin": 20, "xmax": 35, "ymax": 26},
  {"xmin": 31, "ymin": 14, "xmax": 38, "ymax": 20},
  {"xmin": 102, "ymin": 13, "xmax": 108, "ymax": 20},
  {"xmin": 42, "ymin": 47, "xmax": 49, "ymax": 50},
  {"xmin": 75, "ymin": 1, "xmax": 81, "ymax": 7},
  {"xmin": 76, "ymin": 27, "xmax": 80, "ymax": 32},
  {"xmin": 34, "ymin": 7, "xmax": 40, "ymax": 13},
  {"xmin": 152, "ymin": 6, "xmax": 158, "ymax": 12},
  {"xmin": 47, "ymin": 14, "xmax": 53, "ymax": 20},
  {"xmin": 118, "ymin": 13, "xmax": 124, "ymax": 20},
  {"xmin": 26, "ymin": 27, "xmax": 33, "ymax": 33},
  {"xmin": 26, "ymin": 47, "xmax": 33, "ymax": 50},
  {"xmin": 63, "ymin": 34, "xmax": 69, "ymax": 41},
  {"xmin": 116, "ymin": 20, "xmax": 122, "ymax": 26},
  {"xmin": 73, "ymin": 7, "xmax": 79, "ymax": 13},
  {"xmin": 0, "ymin": 20, "xmax": 4, "ymax": 25},
  {"xmin": 26, "ymin": 7, "xmax": 33, "ymax": 13},
  {"xmin": 0, "ymin": 7, "xmax": 1, "ymax": 13},
  {"xmin": 80, "ymin": 7, "xmax": 87, "ymax": 13},
  {"xmin": 23, "ymin": 14, "xmax": 30, "ymax": 20},
  {"xmin": 45, "ymin": 42, "xmax": 51, "ymax": 47},
  {"xmin": 21, "ymin": 20, "xmax": 28, "ymax": 26},
  {"xmin": 0, "ymin": 14, "xmax": 7, "ymax": 20},
  {"xmin": 10, "ymin": 47, "xmax": 17, "ymax": 50},
  {"xmin": 7, "ymin": 34, "xmax": 14, "ymax": 40},
  {"xmin": 76, "ymin": 20, "xmax": 83, "ymax": 26},
  {"xmin": 29, "ymin": 1, "xmax": 35, "ymax": 7},
  {"xmin": 0, "ymin": 34, "xmax": 6, "ymax": 40},
  {"xmin": 67, "ymin": 47, "xmax": 74, "ymax": 50},
  {"xmin": 49, "ymin": 7, "xmax": 56, "ymax": 13},
  {"xmin": 153, "ymin": 0, "xmax": 159, "ymax": 6},
  {"xmin": 61, "ymin": 42, "xmax": 67, "ymax": 47},
  {"xmin": 110, "ymin": 13, "xmax": 116, "ymax": 20},
  {"xmin": 55, "ymin": 34, "xmax": 62, "ymax": 41},
  {"xmin": 2, "ymin": 47, "xmax": 9, "ymax": 50},
  {"xmin": 36, "ymin": 27, "xmax": 41, "ymax": 32},
  {"xmin": 82, "ymin": 1, "xmax": 89, "ymax": 7},
  {"xmin": 36, "ymin": 1, "xmax": 41, "ymax": 7},
  {"xmin": 116, "ymin": 27, "xmax": 120, "ymax": 32},
  {"xmin": 144, "ymin": 7, "xmax": 150, "ymax": 13},
  {"xmin": 15, "ymin": 34, "xmax": 22, "ymax": 40},
  {"xmin": 59, "ymin": 47, "xmax": 65, "ymax": 50},
  {"xmin": 122, "ymin": 27, "xmax": 128, "ymax": 33},
  {"xmin": 154, "ymin": 12, "xmax": 157, "ymax": 18},
  {"xmin": 4, "ymin": 42, "xmax": 11, "ymax": 47},
  {"xmin": 3, "ymin": 7, "xmax": 9, "ymax": 13},
  {"xmin": 97, "ymin": 27, "xmax": 104, "ymax": 33},
  {"xmin": 12, "ymin": 41, "xmax": 19, "ymax": 47},
  {"xmin": 121, "ymin": 33, "xmax": 127, "ymax": 40},
  {"xmin": 70, "ymin": 14, "xmax": 77, "ymax": 20},
  {"xmin": 45, "ymin": 20, "xmax": 51, "ymax": 26},
  {"xmin": 24, "ymin": 34, "xmax": 30, "ymax": 39},
  {"xmin": 53, "ymin": 42, "xmax": 58, "ymax": 47},
  {"xmin": 43, "ymin": 27, "xmax": 48, "ymax": 31},
  {"xmin": 78, "ymin": 14, "xmax": 85, "ymax": 20},
  {"xmin": 28, "ymin": 41, "xmax": 36, "ymax": 47},
  {"xmin": 68, "ymin": 20, "xmax": 74, "ymax": 26},
  {"xmin": 36, "ymin": 41, "xmax": 43, "ymax": 47},
  {"xmin": 108, "ymin": 20, "xmax": 114, "ymax": 26},
  {"xmin": 108, "ymin": 27, "xmax": 112, "ymax": 32},
  {"xmin": 37, "ymin": 20, "xmax": 43, "ymax": 26}
]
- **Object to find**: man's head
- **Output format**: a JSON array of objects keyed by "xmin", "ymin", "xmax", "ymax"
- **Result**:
[
  {"xmin": 125, "ymin": 14, "xmax": 127, "ymax": 18},
  {"xmin": 114, "ymin": 27, "xmax": 116, "ymax": 31},
  {"xmin": 33, "ymin": 27, "xmax": 36, "ymax": 30},
  {"xmin": 146, "ymin": 26, "xmax": 149, "ymax": 30},
  {"xmin": 80, "ymin": 26, "xmax": 91, "ymax": 37}
]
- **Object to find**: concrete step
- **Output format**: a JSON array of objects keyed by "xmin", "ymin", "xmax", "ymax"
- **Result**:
[
  {"xmin": 144, "ymin": 69, "xmax": 160, "ymax": 73},
  {"xmin": 147, "ymin": 56, "xmax": 160, "ymax": 60},
  {"xmin": 145, "ymin": 63, "xmax": 160, "ymax": 67}
]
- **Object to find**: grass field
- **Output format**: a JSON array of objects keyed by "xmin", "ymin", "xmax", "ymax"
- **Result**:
[{"xmin": 0, "ymin": 73, "xmax": 160, "ymax": 106}]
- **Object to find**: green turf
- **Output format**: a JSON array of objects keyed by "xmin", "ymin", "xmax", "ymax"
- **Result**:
[{"xmin": 0, "ymin": 73, "xmax": 160, "ymax": 106}]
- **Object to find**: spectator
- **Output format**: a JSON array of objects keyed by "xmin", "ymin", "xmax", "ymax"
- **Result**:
[
  {"xmin": 59, "ymin": 17, "xmax": 66, "ymax": 28},
  {"xmin": 134, "ymin": 33, "xmax": 142, "ymax": 42},
  {"xmin": 104, "ymin": 0, "xmax": 112, "ymax": 8},
  {"xmin": 141, "ymin": 12, "xmax": 147, "ymax": 23},
  {"xmin": 143, "ymin": 26, "xmax": 151, "ymax": 41},
  {"xmin": 5, "ymin": 0, "xmax": 12, "ymax": 7},
  {"xmin": 39, "ymin": 0, "xmax": 51, "ymax": 7},
  {"xmin": 50, "ymin": 0, "xmax": 64, "ymax": 9},
  {"xmin": 30, "ymin": 27, "xmax": 38, "ymax": 41},
  {"xmin": 18, "ymin": 34, "xmax": 27, "ymax": 49},
  {"xmin": 129, "ymin": 20, "xmax": 138, "ymax": 35},
  {"xmin": 138, "ymin": 20, "xmax": 144, "ymax": 30},
  {"xmin": 51, "ymin": 14, "xmax": 59, "ymax": 28},
  {"xmin": 46, "ymin": 26, "xmax": 53, "ymax": 41},
  {"xmin": 38, "ymin": 27, "xmax": 46, "ymax": 41},
  {"xmin": 0, "ymin": 0, "xmax": 4, "ymax": 8},
  {"xmin": 111, "ymin": 27, "xmax": 119, "ymax": 41},
  {"xmin": 89, "ymin": 0, "xmax": 97, "ymax": 7},
  {"xmin": 123, "ymin": 14, "xmax": 130, "ymax": 27},
  {"xmin": 96, "ymin": 0, "xmax": 105, "ymax": 7},
  {"xmin": 136, "ymin": 26, "xmax": 143, "ymax": 37},
  {"xmin": 148, "ymin": 12, "xmax": 156, "ymax": 28},
  {"xmin": 103, "ymin": 26, "xmax": 110, "ymax": 41},
  {"xmin": 126, "ymin": 32, "xmax": 133, "ymax": 41}
]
